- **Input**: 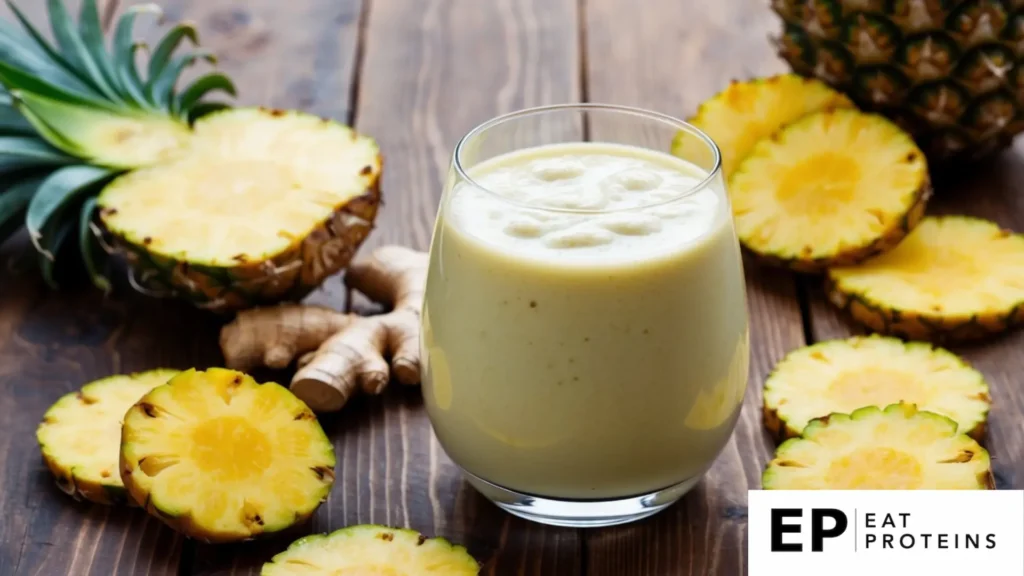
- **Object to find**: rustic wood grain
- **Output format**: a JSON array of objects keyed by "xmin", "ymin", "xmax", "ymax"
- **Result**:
[
  {"xmin": 0, "ymin": 3, "xmax": 206, "ymax": 575},
  {"xmin": 582, "ymin": 0, "xmax": 805, "ymax": 573},
  {"xmin": 0, "ymin": 250, "xmax": 214, "ymax": 576},
  {"xmin": 805, "ymin": 151, "xmax": 1024, "ymax": 491}
]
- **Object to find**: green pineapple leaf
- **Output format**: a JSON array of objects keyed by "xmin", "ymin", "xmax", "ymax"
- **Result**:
[
  {"xmin": 45, "ymin": 0, "xmax": 121, "ymax": 102},
  {"xmin": 5, "ymin": 1, "xmax": 79, "ymax": 80},
  {"xmin": 12, "ymin": 89, "xmax": 188, "ymax": 168},
  {"xmin": 78, "ymin": 0, "xmax": 122, "ymax": 101},
  {"xmin": 147, "ymin": 22, "xmax": 197, "ymax": 82},
  {"xmin": 187, "ymin": 101, "xmax": 230, "ymax": 122},
  {"xmin": 112, "ymin": 5, "xmax": 161, "ymax": 107},
  {"xmin": 38, "ymin": 213, "xmax": 73, "ymax": 288},
  {"xmin": 0, "ymin": 176, "xmax": 43, "ymax": 246},
  {"xmin": 0, "ymin": 136, "xmax": 75, "ymax": 171},
  {"xmin": 176, "ymin": 73, "xmax": 236, "ymax": 117},
  {"xmin": 9, "ymin": 94, "xmax": 87, "ymax": 158},
  {"xmin": 26, "ymin": 164, "xmax": 113, "ymax": 261},
  {"xmin": 78, "ymin": 196, "xmax": 110, "ymax": 292},
  {"xmin": 0, "ymin": 59, "xmax": 108, "ymax": 108},
  {"xmin": 147, "ymin": 50, "xmax": 214, "ymax": 108},
  {"xmin": 117, "ymin": 42, "xmax": 151, "ymax": 107},
  {"xmin": 0, "ymin": 15, "xmax": 95, "ymax": 98},
  {"xmin": 0, "ymin": 101, "xmax": 40, "ymax": 135}
]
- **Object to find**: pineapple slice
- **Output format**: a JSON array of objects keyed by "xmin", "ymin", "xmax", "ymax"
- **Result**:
[
  {"xmin": 671, "ymin": 74, "xmax": 855, "ymax": 178},
  {"xmin": 827, "ymin": 216, "xmax": 1024, "ymax": 342},
  {"xmin": 730, "ymin": 109, "xmax": 931, "ymax": 272},
  {"xmin": 97, "ymin": 108, "xmax": 381, "ymax": 312},
  {"xmin": 763, "ymin": 336, "xmax": 990, "ymax": 442},
  {"xmin": 35, "ymin": 369, "xmax": 179, "ymax": 505},
  {"xmin": 120, "ymin": 368, "xmax": 335, "ymax": 543},
  {"xmin": 762, "ymin": 403, "xmax": 994, "ymax": 490},
  {"xmin": 261, "ymin": 525, "xmax": 480, "ymax": 575}
]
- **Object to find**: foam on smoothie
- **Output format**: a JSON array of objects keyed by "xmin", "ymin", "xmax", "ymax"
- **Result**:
[{"xmin": 448, "ymin": 142, "xmax": 724, "ymax": 264}]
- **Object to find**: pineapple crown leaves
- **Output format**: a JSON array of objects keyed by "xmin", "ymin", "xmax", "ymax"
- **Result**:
[{"xmin": 0, "ymin": 0, "xmax": 237, "ymax": 292}]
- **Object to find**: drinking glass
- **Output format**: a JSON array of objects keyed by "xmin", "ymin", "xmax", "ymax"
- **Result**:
[{"xmin": 421, "ymin": 104, "xmax": 749, "ymax": 528}]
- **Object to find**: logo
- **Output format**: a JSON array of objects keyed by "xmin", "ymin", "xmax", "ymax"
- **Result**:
[
  {"xmin": 748, "ymin": 490, "xmax": 1024, "ymax": 575},
  {"xmin": 770, "ymin": 508, "xmax": 847, "ymax": 552}
]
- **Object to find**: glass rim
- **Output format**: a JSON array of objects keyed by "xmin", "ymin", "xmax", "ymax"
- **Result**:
[{"xmin": 452, "ymin": 102, "xmax": 723, "ymax": 214}]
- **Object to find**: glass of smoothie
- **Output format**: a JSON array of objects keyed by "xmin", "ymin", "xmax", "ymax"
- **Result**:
[{"xmin": 421, "ymin": 104, "xmax": 749, "ymax": 528}]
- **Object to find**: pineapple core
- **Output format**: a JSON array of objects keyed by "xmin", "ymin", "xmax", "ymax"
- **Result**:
[
  {"xmin": 190, "ymin": 417, "xmax": 273, "ymax": 479},
  {"xmin": 776, "ymin": 152, "xmax": 860, "ymax": 214},
  {"xmin": 826, "ymin": 447, "xmax": 924, "ymax": 489},
  {"xmin": 827, "ymin": 368, "xmax": 928, "ymax": 412}
]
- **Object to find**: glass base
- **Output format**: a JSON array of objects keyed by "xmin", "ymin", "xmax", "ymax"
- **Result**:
[{"xmin": 463, "ymin": 470, "xmax": 702, "ymax": 528}]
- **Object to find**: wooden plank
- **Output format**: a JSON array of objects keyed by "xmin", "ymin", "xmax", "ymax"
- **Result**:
[
  {"xmin": 0, "ymin": 3, "xmax": 196, "ymax": 575},
  {"xmin": 582, "ymin": 0, "xmax": 805, "ymax": 573},
  {"xmin": 806, "ymin": 156, "xmax": 1024, "ymax": 490},
  {"xmin": 0, "ymin": 261, "xmax": 218, "ymax": 576},
  {"xmin": 335, "ymin": 0, "xmax": 584, "ymax": 574}
]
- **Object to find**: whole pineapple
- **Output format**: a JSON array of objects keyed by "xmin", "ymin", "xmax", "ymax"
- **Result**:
[{"xmin": 771, "ymin": 0, "xmax": 1024, "ymax": 162}]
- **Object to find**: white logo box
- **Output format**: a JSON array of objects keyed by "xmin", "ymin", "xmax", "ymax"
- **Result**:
[{"xmin": 748, "ymin": 490, "xmax": 1024, "ymax": 576}]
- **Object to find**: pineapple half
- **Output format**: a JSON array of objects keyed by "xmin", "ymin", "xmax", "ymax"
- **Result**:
[
  {"xmin": 827, "ymin": 216, "xmax": 1024, "ymax": 342},
  {"xmin": 772, "ymin": 0, "xmax": 1024, "ymax": 162},
  {"xmin": 120, "ymin": 368, "xmax": 335, "ymax": 543},
  {"xmin": 762, "ymin": 403, "xmax": 994, "ymax": 490},
  {"xmin": 95, "ymin": 108, "xmax": 380, "ymax": 310},
  {"xmin": 261, "ymin": 525, "xmax": 481, "ymax": 576},
  {"xmin": 763, "ymin": 335, "xmax": 990, "ymax": 443},
  {"xmin": 730, "ymin": 108, "xmax": 931, "ymax": 272},
  {"xmin": 35, "ymin": 369, "xmax": 179, "ymax": 505},
  {"xmin": 0, "ymin": 0, "xmax": 380, "ymax": 311},
  {"xmin": 670, "ymin": 74, "xmax": 854, "ymax": 178}
]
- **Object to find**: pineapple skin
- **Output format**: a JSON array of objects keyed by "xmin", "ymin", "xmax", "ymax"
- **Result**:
[
  {"xmin": 101, "ymin": 184, "xmax": 379, "ymax": 313},
  {"xmin": 261, "ymin": 525, "xmax": 481, "ymax": 576},
  {"xmin": 761, "ymin": 337, "xmax": 989, "ymax": 443},
  {"xmin": 771, "ymin": 0, "xmax": 1024, "ymax": 162},
  {"xmin": 763, "ymin": 403, "xmax": 996, "ymax": 490}
]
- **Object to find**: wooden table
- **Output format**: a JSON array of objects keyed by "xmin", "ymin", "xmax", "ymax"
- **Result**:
[{"xmin": 1, "ymin": 0, "xmax": 1022, "ymax": 574}]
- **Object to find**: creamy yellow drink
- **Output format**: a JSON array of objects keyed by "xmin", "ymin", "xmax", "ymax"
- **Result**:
[{"xmin": 422, "ymin": 141, "xmax": 749, "ymax": 500}]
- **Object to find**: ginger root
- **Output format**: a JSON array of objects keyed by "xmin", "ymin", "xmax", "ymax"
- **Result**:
[{"xmin": 219, "ymin": 245, "xmax": 428, "ymax": 412}]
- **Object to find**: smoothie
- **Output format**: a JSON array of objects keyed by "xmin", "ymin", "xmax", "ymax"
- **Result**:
[{"xmin": 422, "ymin": 141, "xmax": 749, "ymax": 500}]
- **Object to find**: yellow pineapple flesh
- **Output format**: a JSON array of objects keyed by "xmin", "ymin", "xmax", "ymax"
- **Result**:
[
  {"xmin": 763, "ymin": 335, "xmax": 990, "ymax": 442},
  {"xmin": 97, "ymin": 108, "xmax": 381, "ymax": 312},
  {"xmin": 35, "ymin": 369, "xmax": 180, "ymax": 505},
  {"xmin": 671, "ymin": 74, "xmax": 855, "ymax": 178},
  {"xmin": 763, "ymin": 403, "xmax": 994, "ymax": 490},
  {"xmin": 827, "ymin": 216, "xmax": 1024, "ymax": 342},
  {"xmin": 261, "ymin": 525, "xmax": 480, "ymax": 575},
  {"xmin": 730, "ymin": 108, "xmax": 930, "ymax": 272},
  {"xmin": 120, "ymin": 368, "xmax": 335, "ymax": 543}
]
